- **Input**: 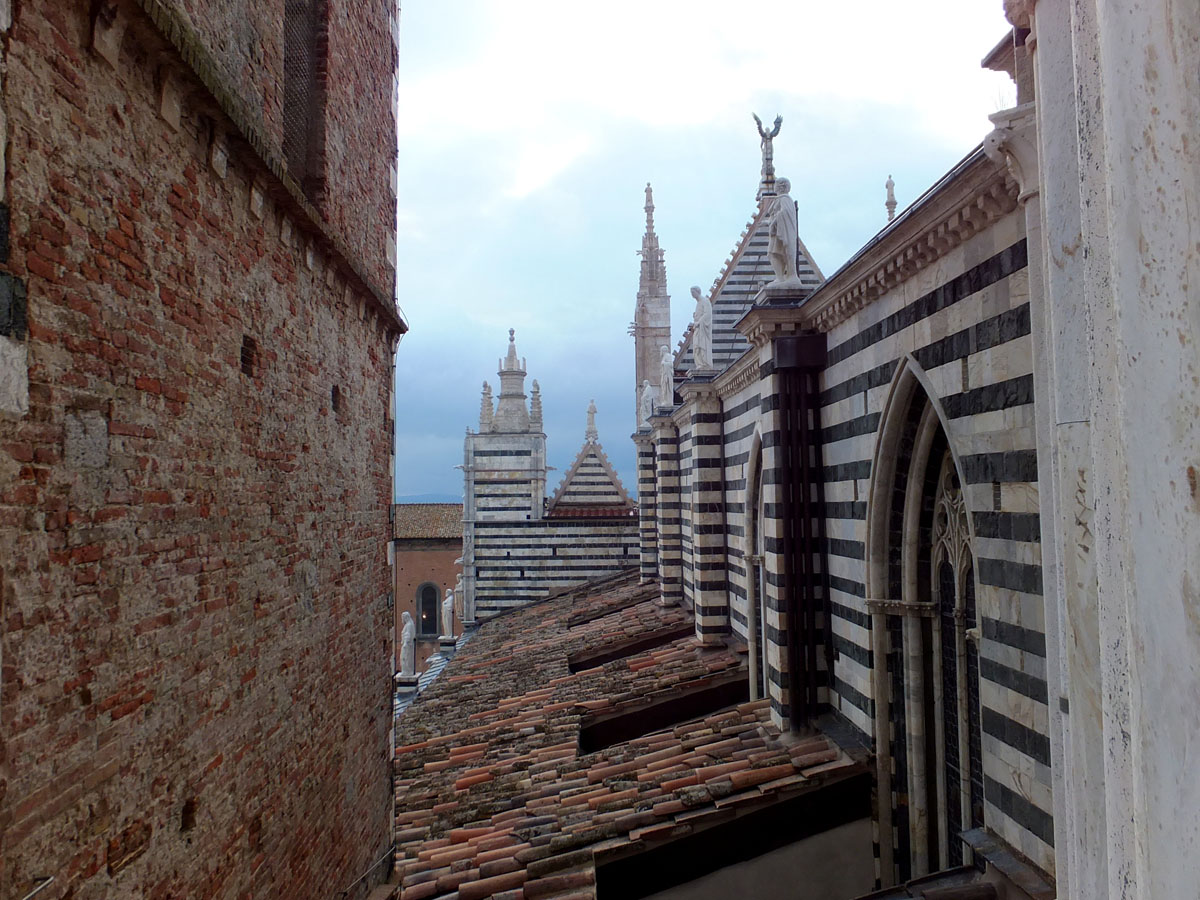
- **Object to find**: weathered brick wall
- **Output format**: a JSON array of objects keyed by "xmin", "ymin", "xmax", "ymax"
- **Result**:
[
  {"xmin": 0, "ymin": 2, "xmax": 398, "ymax": 898},
  {"xmin": 155, "ymin": 0, "xmax": 399, "ymax": 291},
  {"xmin": 394, "ymin": 543, "xmax": 461, "ymax": 670}
]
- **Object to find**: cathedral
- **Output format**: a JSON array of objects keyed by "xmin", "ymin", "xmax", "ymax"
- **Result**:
[{"xmin": 393, "ymin": 5, "xmax": 1198, "ymax": 900}]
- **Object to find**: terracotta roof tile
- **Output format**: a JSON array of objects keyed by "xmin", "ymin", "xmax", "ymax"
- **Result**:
[
  {"xmin": 393, "ymin": 568, "xmax": 865, "ymax": 899},
  {"xmin": 394, "ymin": 503, "xmax": 463, "ymax": 540}
]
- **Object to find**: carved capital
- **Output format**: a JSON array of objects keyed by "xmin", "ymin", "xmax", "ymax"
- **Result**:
[{"xmin": 985, "ymin": 103, "xmax": 1039, "ymax": 204}]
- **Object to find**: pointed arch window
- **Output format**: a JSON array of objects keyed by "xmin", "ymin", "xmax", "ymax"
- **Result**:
[
  {"xmin": 930, "ymin": 450, "xmax": 984, "ymax": 867},
  {"xmin": 416, "ymin": 583, "xmax": 439, "ymax": 637}
]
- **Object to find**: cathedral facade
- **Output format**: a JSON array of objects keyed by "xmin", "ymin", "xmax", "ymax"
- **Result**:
[{"xmin": 629, "ymin": 5, "xmax": 1199, "ymax": 897}]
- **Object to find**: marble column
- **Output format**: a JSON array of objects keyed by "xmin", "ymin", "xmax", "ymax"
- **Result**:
[
  {"xmin": 632, "ymin": 430, "xmax": 658, "ymax": 584},
  {"xmin": 679, "ymin": 376, "xmax": 728, "ymax": 643},
  {"xmin": 651, "ymin": 412, "xmax": 682, "ymax": 608}
]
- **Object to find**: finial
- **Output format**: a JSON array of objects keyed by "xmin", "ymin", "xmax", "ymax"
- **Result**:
[
  {"xmin": 585, "ymin": 399, "xmax": 598, "ymax": 443},
  {"xmin": 885, "ymin": 174, "xmax": 897, "ymax": 222},
  {"xmin": 753, "ymin": 113, "xmax": 783, "ymax": 186},
  {"xmin": 509, "ymin": 327, "xmax": 515, "ymax": 342},
  {"xmin": 644, "ymin": 182, "xmax": 655, "ymax": 231}
]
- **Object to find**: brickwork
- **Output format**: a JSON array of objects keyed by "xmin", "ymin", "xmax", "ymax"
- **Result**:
[
  {"xmin": 0, "ymin": 1, "xmax": 401, "ymax": 898},
  {"xmin": 393, "ymin": 543, "xmax": 461, "ymax": 671}
]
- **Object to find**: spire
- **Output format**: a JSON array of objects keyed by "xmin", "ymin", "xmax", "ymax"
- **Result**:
[
  {"xmin": 585, "ymin": 399, "xmax": 598, "ymax": 443},
  {"xmin": 479, "ymin": 381, "xmax": 493, "ymax": 432},
  {"xmin": 492, "ymin": 329, "xmax": 530, "ymax": 432},
  {"xmin": 885, "ymin": 174, "xmax": 897, "ymax": 222},
  {"xmin": 530, "ymin": 379, "xmax": 543, "ymax": 432},
  {"xmin": 637, "ymin": 183, "xmax": 667, "ymax": 312}
]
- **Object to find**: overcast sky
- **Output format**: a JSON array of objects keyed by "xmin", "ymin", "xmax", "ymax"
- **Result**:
[{"xmin": 392, "ymin": 1, "xmax": 1015, "ymax": 502}]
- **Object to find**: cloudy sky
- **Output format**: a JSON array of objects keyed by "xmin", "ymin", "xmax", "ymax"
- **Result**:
[{"xmin": 393, "ymin": 1, "xmax": 1015, "ymax": 502}]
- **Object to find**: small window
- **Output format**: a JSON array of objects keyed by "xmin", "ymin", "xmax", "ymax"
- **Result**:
[
  {"xmin": 240, "ymin": 335, "xmax": 257, "ymax": 377},
  {"xmin": 417, "ymin": 583, "xmax": 438, "ymax": 637},
  {"xmin": 283, "ymin": 0, "xmax": 329, "ymax": 199},
  {"xmin": 331, "ymin": 385, "xmax": 341, "ymax": 414}
]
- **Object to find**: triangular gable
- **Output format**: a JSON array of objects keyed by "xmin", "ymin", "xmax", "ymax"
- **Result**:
[
  {"xmin": 548, "ymin": 440, "xmax": 633, "ymax": 512},
  {"xmin": 677, "ymin": 200, "xmax": 824, "ymax": 373}
]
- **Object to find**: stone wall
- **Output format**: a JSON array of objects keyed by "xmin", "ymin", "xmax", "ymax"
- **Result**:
[{"xmin": 0, "ymin": 1, "xmax": 400, "ymax": 897}]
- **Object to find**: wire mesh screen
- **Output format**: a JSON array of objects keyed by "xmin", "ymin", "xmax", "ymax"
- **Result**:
[{"xmin": 283, "ymin": 0, "xmax": 321, "ymax": 189}]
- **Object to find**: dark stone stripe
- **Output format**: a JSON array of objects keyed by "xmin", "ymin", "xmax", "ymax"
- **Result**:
[
  {"xmin": 960, "ymin": 450, "xmax": 1038, "ymax": 484},
  {"xmin": 826, "ymin": 538, "xmax": 865, "ymax": 561},
  {"xmin": 912, "ymin": 303, "xmax": 1032, "ymax": 373},
  {"xmin": 978, "ymin": 557, "xmax": 1043, "ymax": 595},
  {"xmin": 830, "ymin": 600, "xmax": 871, "ymax": 630},
  {"xmin": 820, "ymin": 359, "xmax": 898, "ymax": 407},
  {"xmin": 973, "ymin": 511, "xmax": 1041, "ymax": 542},
  {"xmin": 825, "ymin": 501, "xmax": 867, "ymax": 521},
  {"xmin": 981, "ymin": 657, "xmax": 1048, "ymax": 704},
  {"xmin": 833, "ymin": 676, "xmax": 873, "ymax": 717},
  {"xmin": 982, "ymin": 707, "xmax": 1051, "ymax": 766},
  {"xmin": 823, "ymin": 460, "xmax": 871, "ymax": 482},
  {"xmin": 833, "ymin": 633, "xmax": 872, "ymax": 668},
  {"xmin": 828, "ymin": 574, "xmax": 866, "ymax": 598},
  {"xmin": 985, "ymin": 776, "xmax": 1054, "ymax": 846},
  {"xmin": 828, "ymin": 239, "xmax": 1028, "ymax": 366},
  {"xmin": 942, "ymin": 374, "xmax": 1034, "ymax": 419},
  {"xmin": 823, "ymin": 411, "xmax": 881, "ymax": 444},
  {"xmin": 982, "ymin": 617, "xmax": 1046, "ymax": 657}
]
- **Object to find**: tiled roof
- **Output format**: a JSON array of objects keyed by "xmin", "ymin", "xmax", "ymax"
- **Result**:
[
  {"xmin": 395, "ymin": 503, "xmax": 464, "ymax": 540},
  {"xmin": 393, "ymin": 570, "xmax": 865, "ymax": 900}
]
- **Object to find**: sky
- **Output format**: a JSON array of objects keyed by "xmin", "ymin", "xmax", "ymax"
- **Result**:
[{"xmin": 392, "ymin": 1, "xmax": 1015, "ymax": 502}]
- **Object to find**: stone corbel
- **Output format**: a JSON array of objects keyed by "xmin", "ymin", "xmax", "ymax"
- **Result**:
[{"xmin": 985, "ymin": 102, "xmax": 1040, "ymax": 204}]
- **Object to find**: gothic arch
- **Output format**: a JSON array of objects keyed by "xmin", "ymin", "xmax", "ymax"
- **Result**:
[{"xmin": 863, "ymin": 355, "xmax": 985, "ymax": 884}]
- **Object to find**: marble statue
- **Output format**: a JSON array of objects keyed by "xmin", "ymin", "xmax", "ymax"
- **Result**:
[
  {"xmin": 638, "ymin": 380, "xmax": 656, "ymax": 427},
  {"xmin": 767, "ymin": 177, "xmax": 801, "ymax": 286},
  {"xmin": 690, "ymin": 286, "xmax": 713, "ymax": 370},
  {"xmin": 442, "ymin": 588, "xmax": 454, "ymax": 638},
  {"xmin": 753, "ymin": 113, "xmax": 783, "ymax": 181},
  {"xmin": 400, "ymin": 611, "xmax": 415, "ymax": 676},
  {"xmin": 886, "ymin": 174, "xmax": 897, "ymax": 222},
  {"xmin": 659, "ymin": 345, "xmax": 674, "ymax": 408},
  {"xmin": 586, "ymin": 399, "xmax": 598, "ymax": 442}
]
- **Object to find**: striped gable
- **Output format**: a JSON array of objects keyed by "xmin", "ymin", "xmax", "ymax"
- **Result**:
[
  {"xmin": 548, "ymin": 439, "xmax": 633, "ymax": 514},
  {"xmin": 678, "ymin": 193, "xmax": 824, "ymax": 373}
]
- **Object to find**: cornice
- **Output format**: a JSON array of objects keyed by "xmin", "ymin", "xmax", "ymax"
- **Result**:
[
  {"xmin": 716, "ymin": 354, "xmax": 760, "ymax": 399},
  {"xmin": 797, "ymin": 150, "xmax": 1018, "ymax": 335}
]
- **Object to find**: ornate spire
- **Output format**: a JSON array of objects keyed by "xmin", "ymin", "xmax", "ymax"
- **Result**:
[
  {"xmin": 886, "ymin": 174, "xmax": 897, "ymax": 222},
  {"xmin": 585, "ymin": 399, "xmax": 598, "ymax": 443},
  {"xmin": 479, "ymin": 381, "xmax": 494, "ymax": 432},
  {"xmin": 493, "ymin": 329, "xmax": 530, "ymax": 432},
  {"xmin": 637, "ymin": 183, "xmax": 667, "ymax": 312},
  {"xmin": 530, "ymin": 379, "xmax": 543, "ymax": 432}
]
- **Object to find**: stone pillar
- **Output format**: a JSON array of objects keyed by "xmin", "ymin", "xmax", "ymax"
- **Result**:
[
  {"xmin": 651, "ymin": 413, "xmax": 682, "ymax": 608},
  {"xmin": 1017, "ymin": 1, "xmax": 1200, "ymax": 897},
  {"xmin": 679, "ymin": 377, "xmax": 727, "ymax": 643},
  {"xmin": 632, "ymin": 431, "xmax": 658, "ymax": 584}
]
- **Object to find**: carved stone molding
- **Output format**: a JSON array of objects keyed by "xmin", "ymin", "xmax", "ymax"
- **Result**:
[
  {"xmin": 717, "ymin": 357, "xmax": 760, "ymax": 399},
  {"xmin": 803, "ymin": 162, "xmax": 1019, "ymax": 334},
  {"xmin": 985, "ymin": 103, "xmax": 1040, "ymax": 205},
  {"xmin": 867, "ymin": 598, "xmax": 937, "ymax": 618}
]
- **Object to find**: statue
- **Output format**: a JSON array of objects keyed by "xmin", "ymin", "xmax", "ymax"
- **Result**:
[
  {"xmin": 690, "ymin": 286, "xmax": 713, "ymax": 370},
  {"xmin": 753, "ymin": 113, "xmax": 783, "ymax": 181},
  {"xmin": 659, "ymin": 345, "xmax": 674, "ymax": 408},
  {"xmin": 442, "ymin": 588, "xmax": 454, "ymax": 638},
  {"xmin": 885, "ymin": 174, "xmax": 897, "ymax": 222},
  {"xmin": 585, "ymin": 399, "xmax": 598, "ymax": 442},
  {"xmin": 399, "ymin": 611, "xmax": 416, "ymax": 677},
  {"xmin": 766, "ymin": 177, "xmax": 801, "ymax": 287},
  {"xmin": 638, "ymin": 379, "xmax": 656, "ymax": 427},
  {"xmin": 454, "ymin": 574, "xmax": 464, "ymax": 618}
]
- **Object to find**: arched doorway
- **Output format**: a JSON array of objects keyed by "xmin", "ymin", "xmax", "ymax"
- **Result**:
[{"xmin": 865, "ymin": 360, "xmax": 984, "ymax": 883}]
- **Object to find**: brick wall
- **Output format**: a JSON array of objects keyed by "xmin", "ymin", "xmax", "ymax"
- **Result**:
[{"xmin": 0, "ymin": 1, "xmax": 399, "ymax": 897}]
